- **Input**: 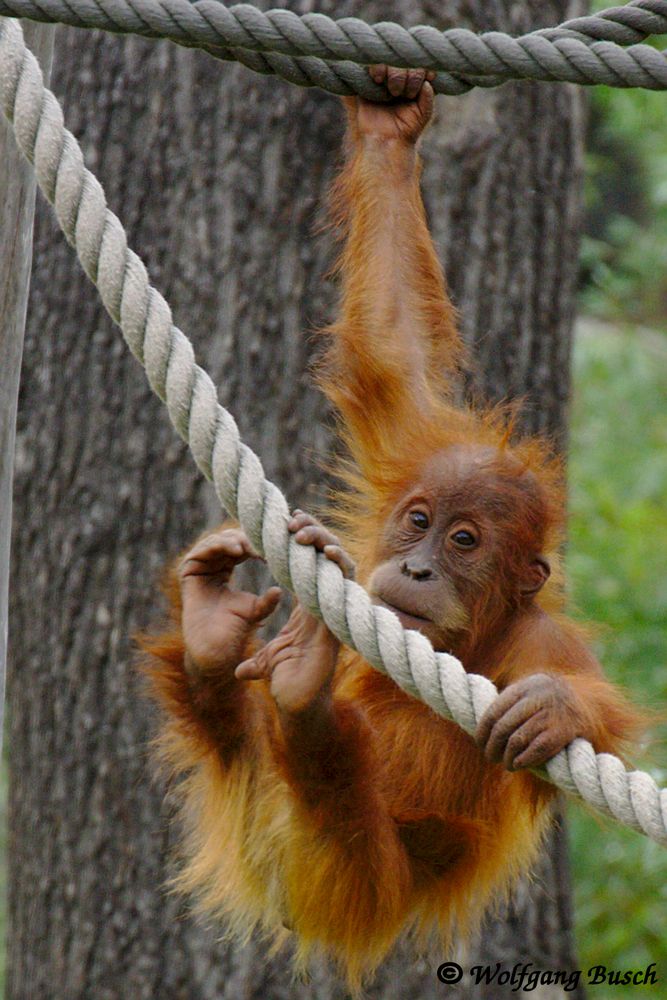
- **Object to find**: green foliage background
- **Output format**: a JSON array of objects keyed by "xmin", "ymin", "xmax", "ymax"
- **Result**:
[
  {"xmin": 569, "ymin": 4, "xmax": 667, "ymax": 987},
  {"xmin": 568, "ymin": 324, "xmax": 667, "ymax": 990},
  {"xmin": 582, "ymin": 4, "xmax": 667, "ymax": 325}
]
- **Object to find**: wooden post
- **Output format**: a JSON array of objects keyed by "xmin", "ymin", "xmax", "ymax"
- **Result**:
[{"xmin": 0, "ymin": 23, "xmax": 54, "ymax": 737}]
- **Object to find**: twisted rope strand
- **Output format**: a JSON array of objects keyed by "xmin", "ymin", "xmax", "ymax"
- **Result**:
[
  {"xmin": 545, "ymin": 0, "xmax": 667, "ymax": 43},
  {"xmin": 1, "ymin": 0, "xmax": 667, "ymax": 96},
  {"xmin": 1, "ymin": 16, "xmax": 665, "ymax": 844}
]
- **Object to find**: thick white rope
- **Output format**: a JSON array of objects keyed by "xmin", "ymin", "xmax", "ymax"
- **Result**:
[
  {"xmin": 1, "ymin": 16, "xmax": 665, "ymax": 845},
  {"xmin": 3, "ymin": 0, "xmax": 667, "ymax": 96}
]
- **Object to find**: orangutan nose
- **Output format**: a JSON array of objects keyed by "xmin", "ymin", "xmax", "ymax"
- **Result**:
[{"xmin": 400, "ymin": 560, "xmax": 433, "ymax": 581}]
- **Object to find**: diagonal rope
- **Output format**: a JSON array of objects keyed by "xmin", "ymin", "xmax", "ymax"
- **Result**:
[
  {"xmin": 2, "ymin": 1, "xmax": 667, "ymax": 96},
  {"xmin": 2, "ymin": 16, "xmax": 665, "ymax": 844}
]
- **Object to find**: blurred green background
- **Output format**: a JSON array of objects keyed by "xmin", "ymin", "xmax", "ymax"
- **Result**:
[
  {"xmin": 568, "ymin": 4, "xmax": 667, "ymax": 991},
  {"xmin": 1, "ymin": 4, "xmax": 667, "ymax": 991},
  {"xmin": 568, "ymin": 323, "xmax": 667, "ymax": 988}
]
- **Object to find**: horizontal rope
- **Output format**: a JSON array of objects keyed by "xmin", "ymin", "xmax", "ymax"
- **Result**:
[
  {"xmin": 1, "ymin": 16, "xmax": 665, "ymax": 844},
  {"xmin": 2, "ymin": 1, "xmax": 667, "ymax": 96}
]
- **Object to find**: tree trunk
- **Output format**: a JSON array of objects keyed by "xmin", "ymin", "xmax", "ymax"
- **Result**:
[{"xmin": 7, "ymin": 3, "xmax": 586, "ymax": 998}]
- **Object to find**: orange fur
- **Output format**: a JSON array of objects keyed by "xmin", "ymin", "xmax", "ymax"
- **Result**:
[
  {"xmin": 141, "ymin": 623, "xmax": 557, "ymax": 989},
  {"xmin": 140, "ymin": 117, "xmax": 647, "ymax": 990}
]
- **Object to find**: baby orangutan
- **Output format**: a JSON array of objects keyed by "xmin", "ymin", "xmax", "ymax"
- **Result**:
[{"xmin": 144, "ymin": 66, "xmax": 644, "ymax": 988}]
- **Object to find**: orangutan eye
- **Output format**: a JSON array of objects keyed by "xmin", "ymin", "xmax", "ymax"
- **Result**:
[
  {"xmin": 451, "ymin": 529, "xmax": 477, "ymax": 548},
  {"xmin": 409, "ymin": 510, "xmax": 430, "ymax": 531}
]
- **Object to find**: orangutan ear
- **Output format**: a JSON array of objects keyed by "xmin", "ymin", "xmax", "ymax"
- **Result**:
[{"xmin": 521, "ymin": 556, "xmax": 551, "ymax": 596}]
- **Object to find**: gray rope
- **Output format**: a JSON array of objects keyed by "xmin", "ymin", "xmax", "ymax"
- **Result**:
[
  {"xmin": 539, "ymin": 0, "xmax": 667, "ymax": 43},
  {"xmin": 2, "ymin": 1, "xmax": 667, "ymax": 97},
  {"xmin": 1, "ymin": 16, "xmax": 665, "ymax": 844}
]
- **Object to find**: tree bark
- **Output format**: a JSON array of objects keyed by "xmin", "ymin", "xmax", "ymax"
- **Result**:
[{"xmin": 7, "ymin": 3, "xmax": 586, "ymax": 998}]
